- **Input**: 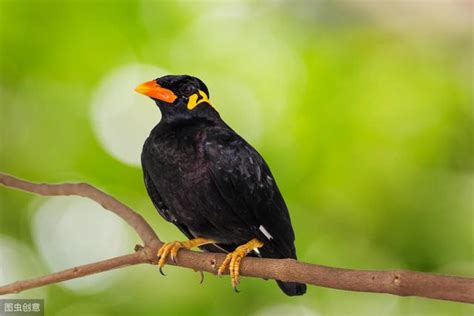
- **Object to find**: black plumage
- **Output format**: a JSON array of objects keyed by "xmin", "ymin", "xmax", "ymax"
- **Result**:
[{"xmin": 139, "ymin": 75, "xmax": 306, "ymax": 296}]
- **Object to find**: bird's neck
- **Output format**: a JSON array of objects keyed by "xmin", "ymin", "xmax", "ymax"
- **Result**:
[
  {"xmin": 160, "ymin": 106, "xmax": 222, "ymax": 125},
  {"xmin": 154, "ymin": 113, "xmax": 224, "ymax": 137}
]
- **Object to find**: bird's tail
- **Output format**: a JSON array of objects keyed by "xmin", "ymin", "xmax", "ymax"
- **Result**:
[{"xmin": 276, "ymin": 280, "xmax": 307, "ymax": 296}]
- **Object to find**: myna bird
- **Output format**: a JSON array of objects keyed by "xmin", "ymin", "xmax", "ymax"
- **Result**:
[{"xmin": 136, "ymin": 75, "xmax": 306, "ymax": 296}]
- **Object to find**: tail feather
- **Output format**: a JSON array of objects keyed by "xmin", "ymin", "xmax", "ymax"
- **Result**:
[{"xmin": 277, "ymin": 280, "xmax": 307, "ymax": 296}]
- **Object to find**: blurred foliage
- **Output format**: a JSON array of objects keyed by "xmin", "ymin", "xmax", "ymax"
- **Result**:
[{"xmin": 0, "ymin": 1, "xmax": 473, "ymax": 315}]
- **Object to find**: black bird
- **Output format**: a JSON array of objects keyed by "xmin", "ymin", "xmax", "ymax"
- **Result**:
[{"xmin": 136, "ymin": 75, "xmax": 306, "ymax": 296}]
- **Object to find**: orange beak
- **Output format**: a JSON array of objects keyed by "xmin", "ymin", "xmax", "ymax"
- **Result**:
[{"xmin": 134, "ymin": 80, "xmax": 177, "ymax": 103}]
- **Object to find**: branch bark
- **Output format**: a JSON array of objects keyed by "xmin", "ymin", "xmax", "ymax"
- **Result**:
[{"xmin": 0, "ymin": 173, "xmax": 473, "ymax": 304}]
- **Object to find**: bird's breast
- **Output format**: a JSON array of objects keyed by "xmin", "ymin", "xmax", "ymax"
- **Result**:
[{"xmin": 144, "ymin": 127, "xmax": 211, "ymax": 199}]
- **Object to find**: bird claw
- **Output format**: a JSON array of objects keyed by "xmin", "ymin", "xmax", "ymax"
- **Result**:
[
  {"xmin": 156, "ymin": 241, "xmax": 184, "ymax": 275},
  {"xmin": 159, "ymin": 267, "xmax": 166, "ymax": 276},
  {"xmin": 156, "ymin": 255, "xmax": 164, "ymax": 275},
  {"xmin": 199, "ymin": 271, "xmax": 205, "ymax": 284},
  {"xmin": 217, "ymin": 239, "xmax": 263, "ymax": 293},
  {"xmin": 155, "ymin": 238, "xmax": 215, "ymax": 276}
]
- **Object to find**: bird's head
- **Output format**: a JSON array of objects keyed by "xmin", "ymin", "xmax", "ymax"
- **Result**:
[{"xmin": 135, "ymin": 75, "xmax": 217, "ymax": 121}]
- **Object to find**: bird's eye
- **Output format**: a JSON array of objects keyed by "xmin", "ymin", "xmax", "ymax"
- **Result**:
[{"xmin": 182, "ymin": 85, "xmax": 195, "ymax": 96}]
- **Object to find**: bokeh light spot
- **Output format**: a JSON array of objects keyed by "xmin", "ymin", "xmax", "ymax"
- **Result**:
[
  {"xmin": 91, "ymin": 63, "xmax": 168, "ymax": 166},
  {"xmin": 32, "ymin": 196, "xmax": 133, "ymax": 293}
]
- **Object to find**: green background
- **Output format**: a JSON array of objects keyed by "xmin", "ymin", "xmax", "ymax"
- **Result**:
[{"xmin": 0, "ymin": 1, "xmax": 472, "ymax": 315}]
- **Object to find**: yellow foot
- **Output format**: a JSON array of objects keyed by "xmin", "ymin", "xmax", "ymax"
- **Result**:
[
  {"xmin": 157, "ymin": 237, "xmax": 214, "ymax": 275},
  {"xmin": 217, "ymin": 238, "xmax": 263, "ymax": 292}
]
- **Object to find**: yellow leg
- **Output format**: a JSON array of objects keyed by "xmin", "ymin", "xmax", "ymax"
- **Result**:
[
  {"xmin": 157, "ymin": 237, "xmax": 214, "ymax": 275},
  {"xmin": 217, "ymin": 238, "xmax": 264, "ymax": 292}
]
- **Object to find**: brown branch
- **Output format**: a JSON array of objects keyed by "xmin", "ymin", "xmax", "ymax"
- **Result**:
[
  {"xmin": 0, "ymin": 173, "xmax": 473, "ymax": 304},
  {"xmin": 0, "ymin": 251, "xmax": 149, "ymax": 295}
]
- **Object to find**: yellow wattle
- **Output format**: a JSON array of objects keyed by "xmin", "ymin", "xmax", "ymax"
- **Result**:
[{"xmin": 187, "ymin": 90, "xmax": 212, "ymax": 110}]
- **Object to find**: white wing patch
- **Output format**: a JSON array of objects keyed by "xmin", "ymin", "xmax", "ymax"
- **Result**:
[
  {"xmin": 259, "ymin": 225, "xmax": 273, "ymax": 240},
  {"xmin": 212, "ymin": 243, "xmax": 229, "ymax": 253}
]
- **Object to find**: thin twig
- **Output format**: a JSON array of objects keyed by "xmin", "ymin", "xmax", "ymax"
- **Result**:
[
  {"xmin": 0, "ymin": 251, "xmax": 149, "ymax": 295},
  {"xmin": 0, "ymin": 173, "xmax": 473, "ymax": 303}
]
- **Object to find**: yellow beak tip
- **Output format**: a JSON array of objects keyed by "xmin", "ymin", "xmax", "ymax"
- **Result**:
[{"xmin": 134, "ymin": 86, "xmax": 145, "ymax": 94}]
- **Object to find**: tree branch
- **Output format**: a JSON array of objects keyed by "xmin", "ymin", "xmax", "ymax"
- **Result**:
[
  {"xmin": 0, "ymin": 251, "xmax": 149, "ymax": 295},
  {"xmin": 0, "ymin": 173, "xmax": 473, "ymax": 303}
]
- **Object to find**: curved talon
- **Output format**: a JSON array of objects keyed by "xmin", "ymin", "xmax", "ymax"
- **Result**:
[{"xmin": 199, "ymin": 271, "xmax": 205, "ymax": 284}]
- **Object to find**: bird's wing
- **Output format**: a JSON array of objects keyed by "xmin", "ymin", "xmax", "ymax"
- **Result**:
[
  {"xmin": 143, "ymin": 170, "xmax": 195, "ymax": 240},
  {"xmin": 204, "ymin": 126, "xmax": 297, "ymax": 259}
]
